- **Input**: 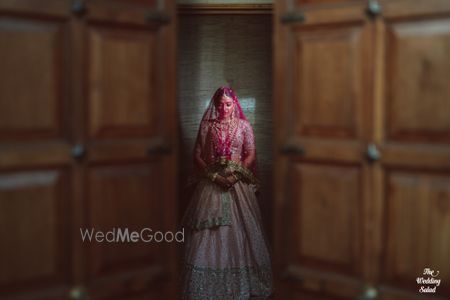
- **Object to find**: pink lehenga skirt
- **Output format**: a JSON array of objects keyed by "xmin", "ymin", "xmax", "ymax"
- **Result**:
[{"xmin": 180, "ymin": 178, "xmax": 273, "ymax": 300}]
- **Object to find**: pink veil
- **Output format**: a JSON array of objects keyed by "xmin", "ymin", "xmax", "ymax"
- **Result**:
[
  {"xmin": 199, "ymin": 86, "xmax": 249, "ymax": 122},
  {"xmin": 194, "ymin": 86, "xmax": 258, "ymax": 179}
]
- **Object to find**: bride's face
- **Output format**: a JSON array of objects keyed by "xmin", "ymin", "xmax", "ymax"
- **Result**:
[{"xmin": 215, "ymin": 96, "xmax": 234, "ymax": 120}]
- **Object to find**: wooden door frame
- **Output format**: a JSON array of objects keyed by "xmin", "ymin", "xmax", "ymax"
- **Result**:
[{"xmin": 177, "ymin": 3, "xmax": 273, "ymax": 15}]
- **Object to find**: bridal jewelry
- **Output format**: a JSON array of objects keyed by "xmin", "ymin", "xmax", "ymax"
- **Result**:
[{"xmin": 212, "ymin": 117, "xmax": 239, "ymax": 158}]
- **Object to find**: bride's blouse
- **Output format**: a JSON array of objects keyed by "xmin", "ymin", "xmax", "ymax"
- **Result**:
[{"xmin": 195, "ymin": 118, "xmax": 255, "ymax": 165}]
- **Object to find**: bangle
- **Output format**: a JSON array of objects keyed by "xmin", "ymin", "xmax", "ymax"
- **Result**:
[
  {"xmin": 207, "ymin": 172, "xmax": 218, "ymax": 182},
  {"xmin": 231, "ymin": 173, "xmax": 240, "ymax": 182}
]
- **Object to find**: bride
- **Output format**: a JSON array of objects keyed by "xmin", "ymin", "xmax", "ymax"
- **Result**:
[{"xmin": 180, "ymin": 86, "xmax": 273, "ymax": 299}]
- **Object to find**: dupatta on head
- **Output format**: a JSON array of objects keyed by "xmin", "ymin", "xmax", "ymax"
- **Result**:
[{"xmin": 194, "ymin": 86, "xmax": 258, "ymax": 180}]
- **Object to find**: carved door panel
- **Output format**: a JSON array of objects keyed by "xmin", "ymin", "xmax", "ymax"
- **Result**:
[
  {"xmin": 274, "ymin": 1, "xmax": 373, "ymax": 299},
  {"xmin": 373, "ymin": 1, "xmax": 450, "ymax": 299},
  {"xmin": 0, "ymin": 0, "xmax": 178, "ymax": 299},
  {"xmin": 274, "ymin": 0, "xmax": 450, "ymax": 299},
  {"xmin": 80, "ymin": 1, "xmax": 177, "ymax": 299},
  {"xmin": 0, "ymin": 1, "xmax": 75, "ymax": 299}
]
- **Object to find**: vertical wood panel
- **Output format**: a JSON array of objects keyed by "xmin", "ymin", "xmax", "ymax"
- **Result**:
[
  {"xmin": 383, "ymin": 171, "xmax": 450, "ymax": 296},
  {"xmin": 0, "ymin": 0, "xmax": 178, "ymax": 299},
  {"xmin": 385, "ymin": 18, "xmax": 450, "ymax": 143},
  {"xmin": 0, "ymin": 16, "xmax": 68, "ymax": 139},
  {"xmin": 0, "ymin": 169, "xmax": 71, "ymax": 297},
  {"xmin": 88, "ymin": 25, "xmax": 158, "ymax": 139},
  {"xmin": 292, "ymin": 163, "xmax": 362, "ymax": 272}
]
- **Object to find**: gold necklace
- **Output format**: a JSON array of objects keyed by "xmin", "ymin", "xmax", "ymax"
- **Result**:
[{"xmin": 212, "ymin": 118, "xmax": 239, "ymax": 156}]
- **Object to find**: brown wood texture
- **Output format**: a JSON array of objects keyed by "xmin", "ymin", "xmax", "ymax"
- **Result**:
[
  {"xmin": 178, "ymin": 3, "xmax": 272, "ymax": 14},
  {"xmin": 0, "ymin": 0, "xmax": 178, "ymax": 299},
  {"xmin": 274, "ymin": 0, "xmax": 450, "ymax": 299},
  {"xmin": 0, "ymin": 2, "xmax": 74, "ymax": 299},
  {"xmin": 296, "ymin": 0, "xmax": 363, "ymax": 6},
  {"xmin": 373, "ymin": 1, "xmax": 450, "ymax": 299}
]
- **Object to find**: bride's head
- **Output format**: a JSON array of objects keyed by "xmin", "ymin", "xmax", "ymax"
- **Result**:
[{"xmin": 212, "ymin": 87, "xmax": 236, "ymax": 120}]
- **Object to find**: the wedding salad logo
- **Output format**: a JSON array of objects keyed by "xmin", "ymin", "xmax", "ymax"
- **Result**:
[{"xmin": 417, "ymin": 268, "xmax": 441, "ymax": 293}]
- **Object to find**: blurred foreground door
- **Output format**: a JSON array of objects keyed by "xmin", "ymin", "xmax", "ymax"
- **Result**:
[
  {"xmin": 274, "ymin": 0, "xmax": 450, "ymax": 299},
  {"xmin": 0, "ymin": 0, "xmax": 178, "ymax": 299}
]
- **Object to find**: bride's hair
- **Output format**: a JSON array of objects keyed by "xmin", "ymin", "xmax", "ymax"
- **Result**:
[{"xmin": 212, "ymin": 86, "xmax": 237, "ymax": 106}]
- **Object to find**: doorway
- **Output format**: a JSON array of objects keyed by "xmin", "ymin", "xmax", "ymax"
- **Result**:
[{"xmin": 176, "ymin": 3, "xmax": 274, "ymax": 239}]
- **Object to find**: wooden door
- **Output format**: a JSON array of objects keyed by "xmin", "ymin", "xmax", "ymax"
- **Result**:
[
  {"xmin": 274, "ymin": 0, "xmax": 450, "ymax": 299},
  {"xmin": 0, "ymin": 1, "xmax": 75, "ymax": 299},
  {"xmin": 79, "ymin": 0, "xmax": 177, "ymax": 299},
  {"xmin": 274, "ymin": 1, "xmax": 373, "ymax": 299},
  {"xmin": 0, "ymin": 0, "xmax": 178, "ymax": 299},
  {"xmin": 372, "ymin": 1, "xmax": 450, "ymax": 299}
]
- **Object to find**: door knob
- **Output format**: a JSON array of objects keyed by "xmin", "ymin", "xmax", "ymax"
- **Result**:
[
  {"xmin": 280, "ymin": 12, "xmax": 306, "ymax": 24},
  {"xmin": 280, "ymin": 144, "xmax": 305, "ymax": 156},
  {"xmin": 145, "ymin": 11, "xmax": 170, "ymax": 24},
  {"xmin": 147, "ymin": 144, "xmax": 171, "ymax": 155},
  {"xmin": 358, "ymin": 285, "xmax": 378, "ymax": 300},
  {"xmin": 365, "ymin": 143, "xmax": 380, "ymax": 163},
  {"xmin": 71, "ymin": 144, "xmax": 86, "ymax": 159},
  {"xmin": 366, "ymin": 0, "xmax": 382, "ymax": 17},
  {"xmin": 71, "ymin": 0, "xmax": 87, "ymax": 16},
  {"xmin": 69, "ymin": 286, "xmax": 89, "ymax": 300}
]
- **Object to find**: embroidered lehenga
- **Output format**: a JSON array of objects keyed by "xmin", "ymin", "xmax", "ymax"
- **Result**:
[{"xmin": 180, "ymin": 87, "xmax": 273, "ymax": 299}]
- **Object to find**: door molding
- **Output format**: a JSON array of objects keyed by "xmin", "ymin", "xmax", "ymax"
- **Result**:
[{"xmin": 177, "ymin": 3, "xmax": 272, "ymax": 15}]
